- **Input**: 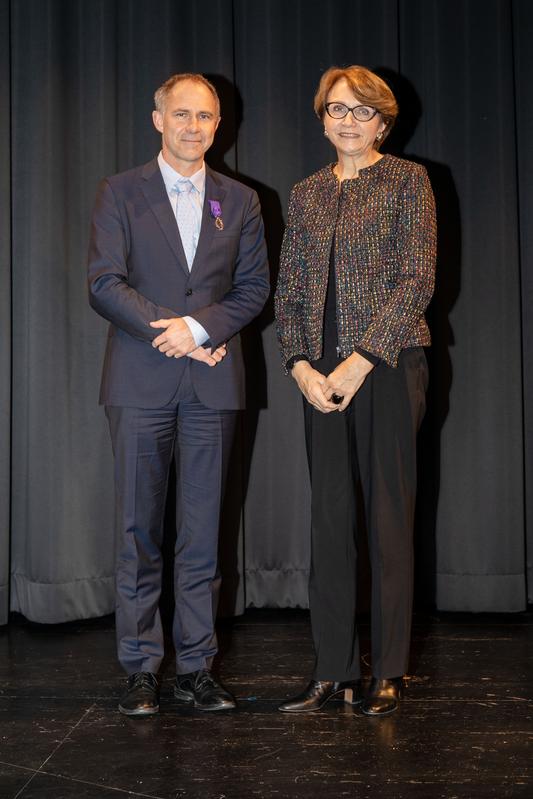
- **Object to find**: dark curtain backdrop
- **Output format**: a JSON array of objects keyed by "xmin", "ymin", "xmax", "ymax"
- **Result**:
[{"xmin": 1, "ymin": 0, "xmax": 531, "ymax": 625}]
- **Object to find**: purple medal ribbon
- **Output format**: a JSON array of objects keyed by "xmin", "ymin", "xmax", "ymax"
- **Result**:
[{"xmin": 208, "ymin": 200, "xmax": 224, "ymax": 230}]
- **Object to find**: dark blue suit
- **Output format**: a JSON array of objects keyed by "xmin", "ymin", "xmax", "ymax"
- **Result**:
[{"xmin": 88, "ymin": 158, "xmax": 269, "ymax": 674}]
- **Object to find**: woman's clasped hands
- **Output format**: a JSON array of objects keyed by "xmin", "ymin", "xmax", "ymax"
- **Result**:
[{"xmin": 291, "ymin": 352, "xmax": 375, "ymax": 413}]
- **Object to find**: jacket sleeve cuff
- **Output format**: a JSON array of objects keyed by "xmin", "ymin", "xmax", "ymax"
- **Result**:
[
  {"xmin": 285, "ymin": 353, "xmax": 310, "ymax": 372},
  {"xmin": 352, "ymin": 345, "xmax": 380, "ymax": 366}
]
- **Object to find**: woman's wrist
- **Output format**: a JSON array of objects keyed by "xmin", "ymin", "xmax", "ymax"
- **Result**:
[
  {"xmin": 286, "ymin": 354, "xmax": 310, "ymax": 373},
  {"xmin": 346, "ymin": 351, "xmax": 375, "ymax": 375},
  {"xmin": 291, "ymin": 359, "xmax": 312, "ymax": 379}
]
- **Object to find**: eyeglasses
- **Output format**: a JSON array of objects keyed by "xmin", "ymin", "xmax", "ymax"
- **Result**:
[{"xmin": 325, "ymin": 103, "xmax": 379, "ymax": 122}]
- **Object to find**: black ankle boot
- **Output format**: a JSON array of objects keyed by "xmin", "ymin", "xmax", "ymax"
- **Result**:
[
  {"xmin": 278, "ymin": 679, "xmax": 362, "ymax": 713},
  {"xmin": 362, "ymin": 677, "xmax": 404, "ymax": 716}
]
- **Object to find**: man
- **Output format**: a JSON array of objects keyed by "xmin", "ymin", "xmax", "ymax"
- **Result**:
[{"xmin": 88, "ymin": 73, "xmax": 269, "ymax": 716}]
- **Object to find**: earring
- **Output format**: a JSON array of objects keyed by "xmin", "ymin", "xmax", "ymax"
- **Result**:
[
  {"xmin": 376, "ymin": 131, "xmax": 383, "ymax": 141},
  {"xmin": 324, "ymin": 129, "xmax": 328, "ymax": 137}
]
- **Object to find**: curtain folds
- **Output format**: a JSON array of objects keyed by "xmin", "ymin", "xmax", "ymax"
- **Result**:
[
  {"xmin": 513, "ymin": 0, "xmax": 533, "ymax": 603},
  {"xmin": 1, "ymin": 0, "xmax": 531, "ymax": 623},
  {"xmin": 399, "ymin": 0, "xmax": 526, "ymax": 611},
  {"xmin": 0, "ymin": 0, "xmax": 11, "ymax": 625}
]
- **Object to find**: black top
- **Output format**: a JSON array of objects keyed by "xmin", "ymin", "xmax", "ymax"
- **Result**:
[{"xmin": 285, "ymin": 241, "xmax": 380, "ymax": 373}]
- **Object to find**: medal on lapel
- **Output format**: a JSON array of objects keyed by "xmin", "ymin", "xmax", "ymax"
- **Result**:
[{"xmin": 209, "ymin": 200, "xmax": 224, "ymax": 230}]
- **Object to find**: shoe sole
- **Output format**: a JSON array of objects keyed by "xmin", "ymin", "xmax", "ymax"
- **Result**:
[
  {"xmin": 361, "ymin": 704, "xmax": 400, "ymax": 717},
  {"xmin": 118, "ymin": 704, "xmax": 159, "ymax": 717}
]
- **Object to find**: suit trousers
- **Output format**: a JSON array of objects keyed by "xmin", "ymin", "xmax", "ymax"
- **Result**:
[
  {"xmin": 106, "ymin": 362, "xmax": 237, "ymax": 676},
  {"xmin": 303, "ymin": 347, "xmax": 428, "ymax": 681}
]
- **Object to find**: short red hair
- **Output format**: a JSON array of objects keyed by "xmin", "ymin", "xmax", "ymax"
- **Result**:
[{"xmin": 314, "ymin": 65, "xmax": 398, "ymax": 146}]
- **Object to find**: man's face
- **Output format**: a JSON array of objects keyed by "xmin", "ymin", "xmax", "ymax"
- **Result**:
[{"xmin": 152, "ymin": 79, "xmax": 220, "ymax": 175}]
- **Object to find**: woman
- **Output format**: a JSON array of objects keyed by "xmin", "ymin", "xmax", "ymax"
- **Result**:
[{"xmin": 274, "ymin": 66, "xmax": 436, "ymax": 715}]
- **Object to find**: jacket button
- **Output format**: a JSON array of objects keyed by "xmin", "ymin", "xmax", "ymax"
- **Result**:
[{"xmin": 185, "ymin": 289, "xmax": 193, "ymax": 296}]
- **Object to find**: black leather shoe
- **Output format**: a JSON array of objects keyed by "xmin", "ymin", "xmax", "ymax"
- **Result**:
[
  {"xmin": 174, "ymin": 669, "xmax": 237, "ymax": 711},
  {"xmin": 118, "ymin": 672, "xmax": 159, "ymax": 716},
  {"xmin": 278, "ymin": 679, "xmax": 363, "ymax": 713},
  {"xmin": 362, "ymin": 677, "xmax": 404, "ymax": 716}
]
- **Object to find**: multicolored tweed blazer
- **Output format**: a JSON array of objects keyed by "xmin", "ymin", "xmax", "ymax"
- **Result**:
[{"xmin": 275, "ymin": 154, "xmax": 437, "ymax": 369}]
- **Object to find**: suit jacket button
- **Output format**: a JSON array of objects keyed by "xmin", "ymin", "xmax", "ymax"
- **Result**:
[{"xmin": 185, "ymin": 289, "xmax": 193, "ymax": 296}]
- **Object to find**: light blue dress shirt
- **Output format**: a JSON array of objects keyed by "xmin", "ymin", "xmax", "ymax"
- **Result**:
[{"xmin": 157, "ymin": 151, "xmax": 209, "ymax": 348}]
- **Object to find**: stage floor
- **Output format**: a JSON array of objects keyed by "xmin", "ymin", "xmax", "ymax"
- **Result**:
[{"xmin": 0, "ymin": 609, "xmax": 531, "ymax": 798}]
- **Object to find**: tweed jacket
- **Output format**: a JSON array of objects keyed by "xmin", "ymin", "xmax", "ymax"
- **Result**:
[{"xmin": 275, "ymin": 154, "xmax": 436, "ymax": 369}]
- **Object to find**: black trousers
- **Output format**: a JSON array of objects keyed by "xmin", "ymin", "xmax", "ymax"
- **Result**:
[{"xmin": 303, "ymin": 347, "xmax": 428, "ymax": 681}]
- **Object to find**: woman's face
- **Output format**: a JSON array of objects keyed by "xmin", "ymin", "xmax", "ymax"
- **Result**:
[{"xmin": 323, "ymin": 78, "xmax": 385, "ymax": 161}]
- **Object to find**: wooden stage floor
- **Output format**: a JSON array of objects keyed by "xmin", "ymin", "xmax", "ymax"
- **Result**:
[{"xmin": 0, "ymin": 609, "xmax": 531, "ymax": 798}]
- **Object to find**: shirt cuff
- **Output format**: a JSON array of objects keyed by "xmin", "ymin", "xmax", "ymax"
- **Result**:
[{"xmin": 183, "ymin": 316, "xmax": 210, "ymax": 347}]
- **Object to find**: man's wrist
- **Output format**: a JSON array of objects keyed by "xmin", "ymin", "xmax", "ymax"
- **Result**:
[{"xmin": 183, "ymin": 315, "xmax": 210, "ymax": 347}]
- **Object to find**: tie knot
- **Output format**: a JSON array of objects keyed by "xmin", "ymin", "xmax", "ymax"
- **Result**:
[{"xmin": 174, "ymin": 178, "xmax": 194, "ymax": 194}]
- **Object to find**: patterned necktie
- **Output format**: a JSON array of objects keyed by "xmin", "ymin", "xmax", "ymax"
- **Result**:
[{"xmin": 174, "ymin": 178, "xmax": 201, "ymax": 270}]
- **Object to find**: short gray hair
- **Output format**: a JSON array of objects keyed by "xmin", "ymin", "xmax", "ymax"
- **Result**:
[{"xmin": 154, "ymin": 73, "xmax": 220, "ymax": 116}]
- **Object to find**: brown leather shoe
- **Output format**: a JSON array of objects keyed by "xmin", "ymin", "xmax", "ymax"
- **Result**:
[
  {"xmin": 362, "ymin": 677, "xmax": 404, "ymax": 716},
  {"xmin": 118, "ymin": 672, "xmax": 159, "ymax": 716},
  {"xmin": 278, "ymin": 679, "xmax": 363, "ymax": 713}
]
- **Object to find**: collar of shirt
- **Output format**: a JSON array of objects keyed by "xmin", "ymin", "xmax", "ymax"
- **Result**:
[{"xmin": 157, "ymin": 151, "xmax": 206, "ymax": 203}]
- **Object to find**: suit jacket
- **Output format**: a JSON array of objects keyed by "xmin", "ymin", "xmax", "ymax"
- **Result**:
[
  {"xmin": 88, "ymin": 159, "xmax": 269, "ymax": 409},
  {"xmin": 275, "ymin": 154, "xmax": 436, "ymax": 369}
]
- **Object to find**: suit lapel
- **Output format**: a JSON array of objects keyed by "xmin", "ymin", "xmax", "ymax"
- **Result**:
[
  {"xmin": 140, "ymin": 159, "xmax": 189, "ymax": 276},
  {"xmin": 191, "ymin": 166, "xmax": 227, "ymax": 273}
]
